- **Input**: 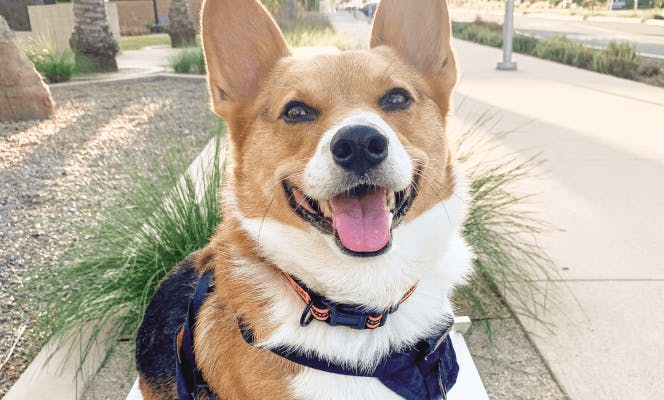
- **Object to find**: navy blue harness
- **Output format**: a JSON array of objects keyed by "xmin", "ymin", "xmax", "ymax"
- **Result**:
[{"xmin": 176, "ymin": 270, "xmax": 459, "ymax": 400}]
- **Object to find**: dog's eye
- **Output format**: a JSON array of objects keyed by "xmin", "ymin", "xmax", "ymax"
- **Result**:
[
  {"xmin": 281, "ymin": 101, "xmax": 318, "ymax": 124},
  {"xmin": 379, "ymin": 88, "xmax": 413, "ymax": 111}
]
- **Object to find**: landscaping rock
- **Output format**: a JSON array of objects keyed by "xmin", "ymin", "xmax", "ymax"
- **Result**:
[{"xmin": 0, "ymin": 16, "xmax": 55, "ymax": 122}]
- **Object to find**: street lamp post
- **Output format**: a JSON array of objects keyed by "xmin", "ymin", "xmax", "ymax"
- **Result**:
[
  {"xmin": 152, "ymin": 0, "xmax": 160, "ymax": 30},
  {"xmin": 497, "ymin": 0, "xmax": 517, "ymax": 70}
]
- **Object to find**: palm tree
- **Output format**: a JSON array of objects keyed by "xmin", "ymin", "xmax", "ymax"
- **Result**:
[
  {"xmin": 70, "ymin": 0, "xmax": 119, "ymax": 72},
  {"xmin": 283, "ymin": 0, "xmax": 297, "ymax": 20},
  {"xmin": 168, "ymin": 0, "xmax": 196, "ymax": 47}
]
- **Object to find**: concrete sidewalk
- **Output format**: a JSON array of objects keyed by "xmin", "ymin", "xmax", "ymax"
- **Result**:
[{"xmin": 452, "ymin": 40, "xmax": 664, "ymax": 400}]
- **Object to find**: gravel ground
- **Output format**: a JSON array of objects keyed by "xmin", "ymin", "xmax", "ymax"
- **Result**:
[{"xmin": 0, "ymin": 76, "xmax": 215, "ymax": 396}]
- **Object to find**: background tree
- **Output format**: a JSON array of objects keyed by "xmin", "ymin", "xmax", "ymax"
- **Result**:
[
  {"xmin": 168, "ymin": 0, "xmax": 196, "ymax": 47},
  {"xmin": 70, "ymin": 0, "xmax": 119, "ymax": 72},
  {"xmin": 283, "ymin": 0, "xmax": 297, "ymax": 20}
]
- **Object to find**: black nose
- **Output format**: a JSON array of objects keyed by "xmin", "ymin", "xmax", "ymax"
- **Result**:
[{"xmin": 330, "ymin": 125, "xmax": 388, "ymax": 176}]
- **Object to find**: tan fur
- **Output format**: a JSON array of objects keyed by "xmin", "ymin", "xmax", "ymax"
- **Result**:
[{"xmin": 140, "ymin": 0, "xmax": 459, "ymax": 398}]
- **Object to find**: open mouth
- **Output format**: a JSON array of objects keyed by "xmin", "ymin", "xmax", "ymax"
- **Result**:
[{"xmin": 283, "ymin": 180, "xmax": 417, "ymax": 257}]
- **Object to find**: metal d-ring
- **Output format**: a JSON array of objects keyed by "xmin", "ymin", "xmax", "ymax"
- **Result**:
[{"xmin": 300, "ymin": 301, "xmax": 314, "ymax": 327}]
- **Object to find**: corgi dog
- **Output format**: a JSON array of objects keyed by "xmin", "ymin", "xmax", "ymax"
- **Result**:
[{"xmin": 135, "ymin": 0, "xmax": 473, "ymax": 399}]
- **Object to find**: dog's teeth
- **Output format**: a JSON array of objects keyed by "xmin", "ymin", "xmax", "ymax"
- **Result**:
[
  {"xmin": 388, "ymin": 212, "xmax": 394, "ymax": 228},
  {"xmin": 320, "ymin": 201, "xmax": 333, "ymax": 219},
  {"xmin": 387, "ymin": 191, "xmax": 396, "ymax": 211}
]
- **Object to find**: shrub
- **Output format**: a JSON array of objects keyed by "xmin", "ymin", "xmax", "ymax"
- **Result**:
[
  {"xmin": 534, "ymin": 36, "xmax": 576, "ymax": 63},
  {"xmin": 452, "ymin": 22, "xmax": 502, "ymax": 48},
  {"xmin": 591, "ymin": 41, "xmax": 639, "ymax": 79},
  {"xmin": 535, "ymin": 36, "xmax": 595, "ymax": 69},
  {"xmin": 472, "ymin": 16, "xmax": 502, "ymax": 32},
  {"xmin": 455, "ymin": 124, "xmax": 555, "ymax": 326},
  {"xmin": 569, "ymin": 46, "xmax": 596, "ymax": 69},
  {"xmin": 31, "ymin": 51, "xmax": 76, "ymax": 83},
  {"xmin": 513, "ymin": 34, "xmax": 539, "ymax": 55},
  {"xmin": 170, "ymin": 48, "xmax": 205, "ymax": 74},
  {"xmin": 451, "ymin": 18, "xmax": 654, "ymax": 86},
  {"xmin": 73, "ymin": 53, "xmax": 97, "ymax": 74},
  {"xmin": 637, "ymin": 60, "xmax": 662, "ymax": 78},
  {"xmin": 33, "ymin": 132, "xmax": 225, "ymax": 365},
  {"xmin": 22, "ymin": 38, "xmax": 76, "ymax": 83}
]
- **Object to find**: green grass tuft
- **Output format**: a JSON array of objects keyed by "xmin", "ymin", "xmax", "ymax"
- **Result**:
[
  {"xmin": 591, "ymin": 41, "xmax": 640, "ymax": 79},
  {"xmin": 22, "ymin": 39, "xmax": 76, "ymax": 83},
  {"xmin": 170, "ymin": 48, "xmax": 206, "ymax": 74},
  {"xmin": 33, "ymin": 52, "xmax": 76, "ymax": 83},
  {"xmin": 453, "ymin": 116, "xmax": 556, "ymax": 331},
  {"xmin": 32, "ymin": 129, "xmax": 225, "ymax": 365}
]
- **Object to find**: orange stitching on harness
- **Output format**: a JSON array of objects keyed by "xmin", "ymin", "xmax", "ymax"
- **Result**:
[
  {"xmin": 400, "ymin": 285, "xmax": 417, "ymax": 303},
  {"xmin": 282, "ymin": 272, "xmax": 311, "ymax": 303},
  {"xmin": 366, "ymin": 314, "xmax": 384, "ymax": 329},
  {"xmin": 310, "ymin": 305, "xmax": 330, "ymax": 321}
]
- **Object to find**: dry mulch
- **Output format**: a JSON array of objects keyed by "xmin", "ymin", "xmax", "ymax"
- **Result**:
[{"xmin": 0, "ymin": 76, "xmax": 215, "ymax": 396}]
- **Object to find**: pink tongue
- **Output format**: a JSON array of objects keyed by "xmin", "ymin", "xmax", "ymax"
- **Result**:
[{"xmin": 329, "ymin": 189, "xmax": 390, "ymax": 253}]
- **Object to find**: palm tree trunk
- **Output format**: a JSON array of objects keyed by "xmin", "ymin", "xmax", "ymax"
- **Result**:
[
  {"xmin": 168, "ymin": 0, "xmax": 196, "ymax": 48},
  {"xmin": 283, "ymin": 0, "xmax": 297, "ymax": 20},
  {"xmin": 70, "ymin": 0, "xmax": 119, "ymax": 72}
]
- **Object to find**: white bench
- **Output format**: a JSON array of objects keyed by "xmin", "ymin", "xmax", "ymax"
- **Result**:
[{"xmin": 126, "ymin": 316, "xmax": 489, "ymax": 400}]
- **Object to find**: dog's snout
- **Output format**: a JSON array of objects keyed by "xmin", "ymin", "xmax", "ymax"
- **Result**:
[{"xmin": 330, "ymin": 125, "xmax": 388, "ymax": 176}]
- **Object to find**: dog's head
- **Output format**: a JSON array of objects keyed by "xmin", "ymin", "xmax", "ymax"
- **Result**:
[{"xmin": 202, "ymin": 0, "xmax": 464, "ymax": 305}]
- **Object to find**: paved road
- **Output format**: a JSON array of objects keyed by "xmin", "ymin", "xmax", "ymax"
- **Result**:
[{"xmin": 451, "ymin": 9, "xmax": 664, "ymax": 58}]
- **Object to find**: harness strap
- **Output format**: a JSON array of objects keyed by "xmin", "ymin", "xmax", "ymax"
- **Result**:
[
  {"xmin": 176, "ymin": 270, "xmax": 459, "ymax": 400},
  {"xmin": 239, "ymin": 320, "xmax": 458, "ymax": 400},
  {"xmin": 176, "ymin": 270, "xmax": 217, "ymax": 400}
]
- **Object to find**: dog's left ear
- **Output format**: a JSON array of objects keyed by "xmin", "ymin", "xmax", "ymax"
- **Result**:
[
  {"xmin": 201, "ymin": 0, "xmax": 290, "ymax": 118},
  {"xmin": 370, "ymin": 0, "xmax": 457, "ymax": 110}
]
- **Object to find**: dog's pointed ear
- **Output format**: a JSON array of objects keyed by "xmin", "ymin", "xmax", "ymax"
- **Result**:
[
  {"xmin": 201, "ymin": 0, "xmax": 290, "ymax": 117},
  {"xmin": 370, "ymin": 0, "xmax": 457, "ymax": 109}
]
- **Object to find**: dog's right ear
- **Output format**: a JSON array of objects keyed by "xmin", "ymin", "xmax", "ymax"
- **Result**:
[{"xmin": 201, "ymin": 0, "xmax": 290, "ymax": 118}]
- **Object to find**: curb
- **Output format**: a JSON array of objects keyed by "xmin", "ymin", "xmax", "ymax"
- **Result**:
[
  {"xmin": 645, "ymin": 19, "xmax": 664, "ymax": 26},
  {"xmin": 2, "ymin": 329, "xmax": 111, "ymax": 400},
  {"xmin": 50, "ymin": 71, "xmax": 205, "ymax": 88},
  {"xmin": 452, "ymin": 8, "xmax": 661, "ymax": 25},
  {"xmin": 585, "ymin": 15, "xmax": 642, "ymax": 23},
  {"xmin": 524, "ymin": 12, "xmax": 584, "ymax": 21}
]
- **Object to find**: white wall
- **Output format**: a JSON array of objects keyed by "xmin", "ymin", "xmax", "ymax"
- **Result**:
[{"xmin": 26, "ymin": 3, "xmax": 120, "ymax": 52}]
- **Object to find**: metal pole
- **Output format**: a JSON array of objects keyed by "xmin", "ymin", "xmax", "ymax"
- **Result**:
[
  {"xmin": 152, "ymin": 0, "xmax": 159, "ymax": 29},
  {"xmin": 497, "ymin": 0, "xmax": 517, "ymax": 70}
]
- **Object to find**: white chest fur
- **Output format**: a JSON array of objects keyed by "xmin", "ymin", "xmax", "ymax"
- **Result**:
[{"xmin": 290, "ymin": 369, "xmax": 403, "ymax": 400}]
